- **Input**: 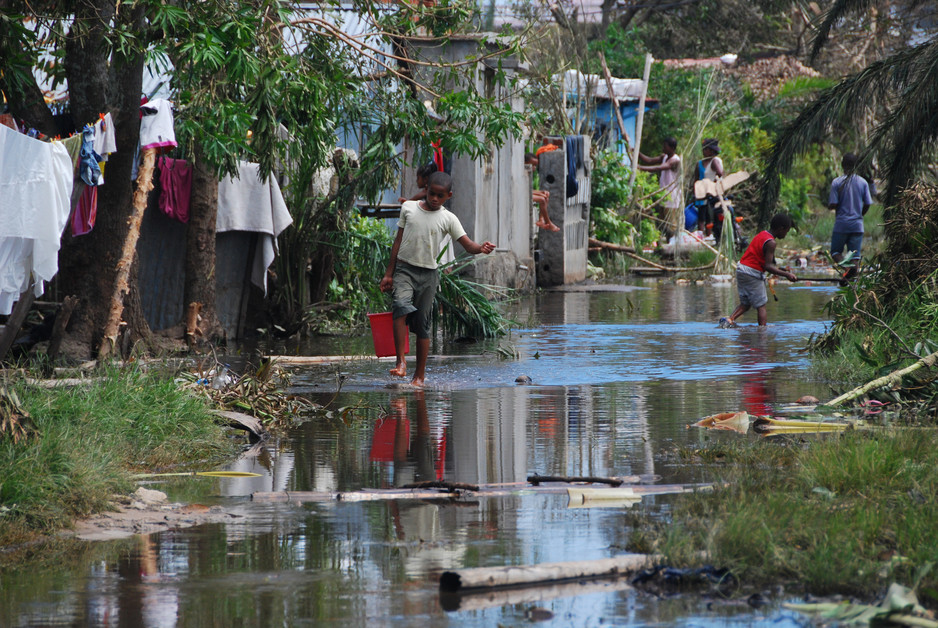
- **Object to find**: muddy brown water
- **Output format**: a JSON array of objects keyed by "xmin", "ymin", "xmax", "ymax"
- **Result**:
[{"xmin": 2, "ymin": 281, "xmax": 841, "ymax": 626}]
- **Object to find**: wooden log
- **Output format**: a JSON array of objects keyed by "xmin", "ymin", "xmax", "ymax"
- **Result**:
[
  {"xmin": 0, "ymin": 285, "xmax": 35, "ymax": 362},
  {"xmin": 440, "ymin": 574, "xmax": 637, "ymax": 612},
  {"xmin": 98, "ymin": 147, "xmax": 157, "ymax": 360},
  {"xmin": 528, "ymin": 473, "xmax": 623, "ymax": 487},
  {"xmin": 588, "ymin": 237, "xmax": 635, "ymax": 253},
  {"xmin": 266, "ymin": 354, "xmax": 485, "ymax": 365},
  {"xmin": 401, "ymin": 480, "xmax": 480, "ymax": 492},
  {"xmin": 439, "ymin": 553, "xmax": 658, "ymax": 593}
]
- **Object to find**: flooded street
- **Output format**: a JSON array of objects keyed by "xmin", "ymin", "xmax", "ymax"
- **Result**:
[{"xmin": 3, "ymin": 281, "xmax": 840, "ymax": 626}]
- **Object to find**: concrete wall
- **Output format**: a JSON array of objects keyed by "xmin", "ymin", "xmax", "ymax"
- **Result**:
[
  {"xmin": 537, "ymin": 136, "xmax": 592, "ymax": 286},
  {"xmin": 411, "ymin": 37, "xmax": 535, "ymax": 293}
]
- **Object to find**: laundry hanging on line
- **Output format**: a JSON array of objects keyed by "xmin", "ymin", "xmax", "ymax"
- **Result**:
[
  {"xmin": 0, "ymin": 124, "xmax": 74, "ymax": 315},
  {"xmin": 158, "ymin": 157, "xmax": 192, "ymax": 223},
  {"xmin": 217, "ymin": 161, "xmax": 294, "ymax": 294}
]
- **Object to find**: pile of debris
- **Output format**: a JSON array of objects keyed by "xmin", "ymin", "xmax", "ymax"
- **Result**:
[{"xmin": 729, "ymin": 55, "xmax": 821, "ymax": 101}]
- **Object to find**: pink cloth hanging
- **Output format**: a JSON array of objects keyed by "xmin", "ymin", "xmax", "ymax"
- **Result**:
[
  {"xmin": 158, "ymin": 157, "xmax": 192, "ymax": 223},
  {"xmin": 71, "ymin": 185, "xmax": 97, "ymax": 236}
]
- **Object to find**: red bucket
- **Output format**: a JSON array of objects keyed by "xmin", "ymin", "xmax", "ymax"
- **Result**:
[{"xmin": 367, "ymin": 312, "xmax": 408, "ymax": 357}]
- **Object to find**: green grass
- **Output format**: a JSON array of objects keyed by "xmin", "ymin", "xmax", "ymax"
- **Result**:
[
  {"xmin": 641, "ymin": 431, "xmax": 938, "ymax": 600},
  {"xmin": 0, "ymin": 367, "xmax": 236, "ymax": 545}
]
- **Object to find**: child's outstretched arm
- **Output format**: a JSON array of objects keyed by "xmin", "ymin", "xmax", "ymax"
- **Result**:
[
  {"xmin": 762, "ymin": 239, "xmax": 797, "ymax": 282},
  {"xmin": 380, "ymin": 228, "xmax": 405, "ymax": 292},
  {"xmin": 457, "ymin": 235, "xmax": 495, "ymax": 255}
]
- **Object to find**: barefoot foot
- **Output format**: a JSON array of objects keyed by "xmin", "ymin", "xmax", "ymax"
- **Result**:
[
  {"xmin": 410, "ymin": 376, "xmax": 425, "ymax": 388},
  {"xmin": 389, "ymin": 363, "xmax": 407, "ymax": 377}
]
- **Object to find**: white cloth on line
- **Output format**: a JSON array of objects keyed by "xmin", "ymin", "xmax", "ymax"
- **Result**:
[
  {"xmin": 93, "ymin": 112, "xmax": 117, "ymax": 160},
  {"xmin": 0, "ymin": 125, "xmax": 74, "ymax": 314},
  {"xmin": 216, "ymin": 161, "xmax": 294, "ymax": 293},
  {"xmin": 139, "ymin": 98, "xmax": 176, "ymax": 151}
]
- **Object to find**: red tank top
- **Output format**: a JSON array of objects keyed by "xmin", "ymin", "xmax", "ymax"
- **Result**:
[{"xmin": 739, "ymin": 230, "xmax": 774, "ymax": 272}]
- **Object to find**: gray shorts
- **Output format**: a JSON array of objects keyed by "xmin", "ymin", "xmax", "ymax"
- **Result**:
[
  {"xmin": 736, "ymin": 270, "xmax": 768, "ymax": 308},
  {"xmin": 392, "ymin": 261, "xmax": 439, "ymax": 339}
]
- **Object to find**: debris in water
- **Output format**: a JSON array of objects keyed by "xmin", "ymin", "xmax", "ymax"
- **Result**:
[
  {"xmin": 515, "ymin": 375, "xmax": 533, "ymax": 384},
  {"xmin": 690, "ymin": 411, "xmax": 750, "ymax": 434}
]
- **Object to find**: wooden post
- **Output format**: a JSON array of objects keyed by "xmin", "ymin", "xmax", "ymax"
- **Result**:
[
  {"xmin": 98, "ymin": 147, "xmax": 157, "ymax": 360},
  {"xmin": 47, "ymin": 295, "xmax": 79, "ymax": 361},
  {"xmin": 598, "ymin": 52, "xmax": 630, "ymax": 151},
  {"xmin": 0, "ymin": 285, "xmax": 36, "ymax": 362},
  {"xmin": 628, "ymin": 53, "xmax": 654, "ymax": 191}
]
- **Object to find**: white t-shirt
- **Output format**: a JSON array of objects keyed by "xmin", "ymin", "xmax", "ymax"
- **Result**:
[
  {"xmin": 397, "ymin": 200, "xmax": 466, "ymax": 270},
  {"xmin": 702, "ymin": 156, "xmax": 723, "ymax": 181}
]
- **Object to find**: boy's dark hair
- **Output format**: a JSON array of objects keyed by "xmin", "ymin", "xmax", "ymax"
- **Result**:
[
  {"xmin": 416, "ymin": 162, "xmax": 438, "ymax": 179},
  {"xmin": 842, "ymin": 152, "xmax": 858, "ymax": 173},
  {"xmin": 428, "ymin": 171, "xmax": 452, "ymax": 191},
  {"xmin": 664, "ymin": 136, "xmax": 678, "ymax": 150},
  {"xmin": 770, "ymin": 212, "xmax": 794, "ymax": 231},
  {"xmin": 524, "ymin": 152, "xmax": 535, "ymax": 162}
]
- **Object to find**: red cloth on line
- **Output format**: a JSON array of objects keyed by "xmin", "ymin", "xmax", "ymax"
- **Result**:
[
  {"xmin": 158, "ymin": 157, "xmax": 192, "ymax": 223},
  {"xmin": 71, "ymin": 185, "xmax": 97, "ymax": 236}
]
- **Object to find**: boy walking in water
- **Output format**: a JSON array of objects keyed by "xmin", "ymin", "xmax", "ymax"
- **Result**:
[
  {"xmin": 720, "ymin": 213, "xmax": 798, "ymax": 327},
  {"xmin": 380, "ymin": 171, "xmax": 495, "ymax": 387},
  {"xmin": 829, "ymin": 152, "xmax": 873, "ymax": 279}
]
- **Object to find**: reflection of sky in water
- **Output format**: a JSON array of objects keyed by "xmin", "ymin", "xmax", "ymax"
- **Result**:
[
  {"xmin": 292, "ymin": 319, "xmax": 827, "ymax": 392},
  {"xmin": 3, "ymin": 284, "xmax": 839, "ymax": 628}
]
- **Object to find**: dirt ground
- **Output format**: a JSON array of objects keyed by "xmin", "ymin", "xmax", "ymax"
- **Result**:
[{"xmin": 66, "ymin": 487, "xmax": 250, "ymax": 542}]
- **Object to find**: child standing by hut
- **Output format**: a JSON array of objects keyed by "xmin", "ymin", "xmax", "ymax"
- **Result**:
[
  {"xmin": 720, "ymin": 213, "xmax": 798, "ymax": 327},
  {"xmin": 380, "ymin": 171, "xmax": 495, "ymax": 387}
]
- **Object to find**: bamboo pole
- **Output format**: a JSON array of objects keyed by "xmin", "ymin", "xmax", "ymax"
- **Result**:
[
  {"xmin": 598, "ymin": 52, "xmax": 630, "ymax": 150},
  {"xmin": 440, "ymin": 574, "xmax": 636, "ymax": 612},
  {"xmin": 98, "ymin": 147, "xmax": 157, "ymax": 360},
  {"xmin": 628, "ymin": 53, "xmax": 653, "ymax": 191},
  {"xmin": 826, "ymin": 350, "xmax": 938, "ymax": 407},
  {"xmin": 439, "ymin": 554, "xmax": 658, "ymax": 593}
]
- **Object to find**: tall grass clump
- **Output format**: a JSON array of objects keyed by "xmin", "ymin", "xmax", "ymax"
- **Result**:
[
  {"xmin": 645, "ymin": 431, "xmax": 938, "ymax": 599},
  {"xmin": 0, "ymin": 367, "xmax": 236, "ymax": 545}
]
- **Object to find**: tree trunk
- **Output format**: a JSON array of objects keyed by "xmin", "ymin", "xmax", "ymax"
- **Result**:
[
  {"xmin": 56, "ymin": 3, "xmax": 151, "ymax": 359},
  {"xmin": 184, "ymin": 146, "xmax": 224, "ymax": 344}
]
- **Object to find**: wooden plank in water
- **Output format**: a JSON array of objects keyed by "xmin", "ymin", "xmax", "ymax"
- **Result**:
[
  {"xmin": 267, "ymin": 354, "xmax": 485, "ymax": 365},
  {"xmin": 251, "ymin": 482, "xmax": 711, "ymax": 503},
  {"xmin": 439, "ymin": 554, "xmax": 658, "ymax": 593}
]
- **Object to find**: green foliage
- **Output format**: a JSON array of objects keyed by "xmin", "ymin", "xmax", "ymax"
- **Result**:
[
  {"xmin": 0, "ymin": 368, "xmax": 236, "ymax": 544},
  {"xmin": 650, "ymin": 431, "xmax": 938, "ymax": 597},
  {"xmin": 435, "ymin": 261, "xmax": 513, "ymax": 339},
  {"xmin": 323, "ymin": 214, "xmax": 394, "ymax": 328}
]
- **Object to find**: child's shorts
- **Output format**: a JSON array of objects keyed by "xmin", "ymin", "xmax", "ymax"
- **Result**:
[
  {"xmin": 391, "ymin": 261, "xmax": 439, "ymax": 339},
  {"xmin": 736, "ymin": 269, "xmax": 768, "ymax": 308}
]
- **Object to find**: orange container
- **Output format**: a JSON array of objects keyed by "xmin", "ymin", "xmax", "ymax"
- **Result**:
[{"xmin": 367, "ymin": 312, "xmax": 408, "ymax": 357}]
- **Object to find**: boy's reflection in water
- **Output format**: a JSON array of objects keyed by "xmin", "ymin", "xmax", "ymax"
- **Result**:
[{"xmin": 393, "ymin": 391, "xmax": 436, "ymax": 487}]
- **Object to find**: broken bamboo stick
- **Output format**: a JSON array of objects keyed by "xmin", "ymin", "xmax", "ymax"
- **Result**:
[
  {"xmin": 439, "ymin": 554, "xmax": 658, "ymax": 593},
  {"xmin": 528, "ymin": 473, "xmax": 623, "ymax": 487},
  {"xmin": 826, "ymin": 350, "xmax": 938, "ymax": 407},
  {"xmin": 98, "ymin": 147, "xmax": 157, "ymax": 360}
]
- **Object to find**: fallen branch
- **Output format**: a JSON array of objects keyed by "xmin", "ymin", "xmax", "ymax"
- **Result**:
[
  {"xmin": 624, "ymin": 251, "xmax": 715, "ymax": 272},
  {"xmin": 588, "ymin": 237, "xmax": 635, "ymax": 253},
  {"xmin": 826, "ymin": 350, "xmax": 938, "ymax": 407},
  {"xmin": 401, "ymin": 480, "xmax": 480, "ymax": 492},
  {"xmin": 528, "ymin": 473, "xmax": 623, "ymax": 487}
]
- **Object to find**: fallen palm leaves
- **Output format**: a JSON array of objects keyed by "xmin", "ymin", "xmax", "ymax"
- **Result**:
[
  {"xmin": 180, "ymin": 360, "xmax": 320, "ymax": 427},
  {"xmin": 0, "ymin": 386, "xmax": 36, "ymax": 444}
]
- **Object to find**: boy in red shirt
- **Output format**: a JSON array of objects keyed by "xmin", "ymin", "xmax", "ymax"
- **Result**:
[{"xmin": 720, "ymin": 213, "xmax": 798, "ymax": 327}]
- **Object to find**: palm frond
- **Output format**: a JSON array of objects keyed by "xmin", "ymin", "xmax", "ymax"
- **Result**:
[
  {"xmin": 758, "ymin": 37, "xmax": 938, "ymax": 225},
  {"xmin": 809, "ymin": 0, "xmax": 879, "ymax": 63}
]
